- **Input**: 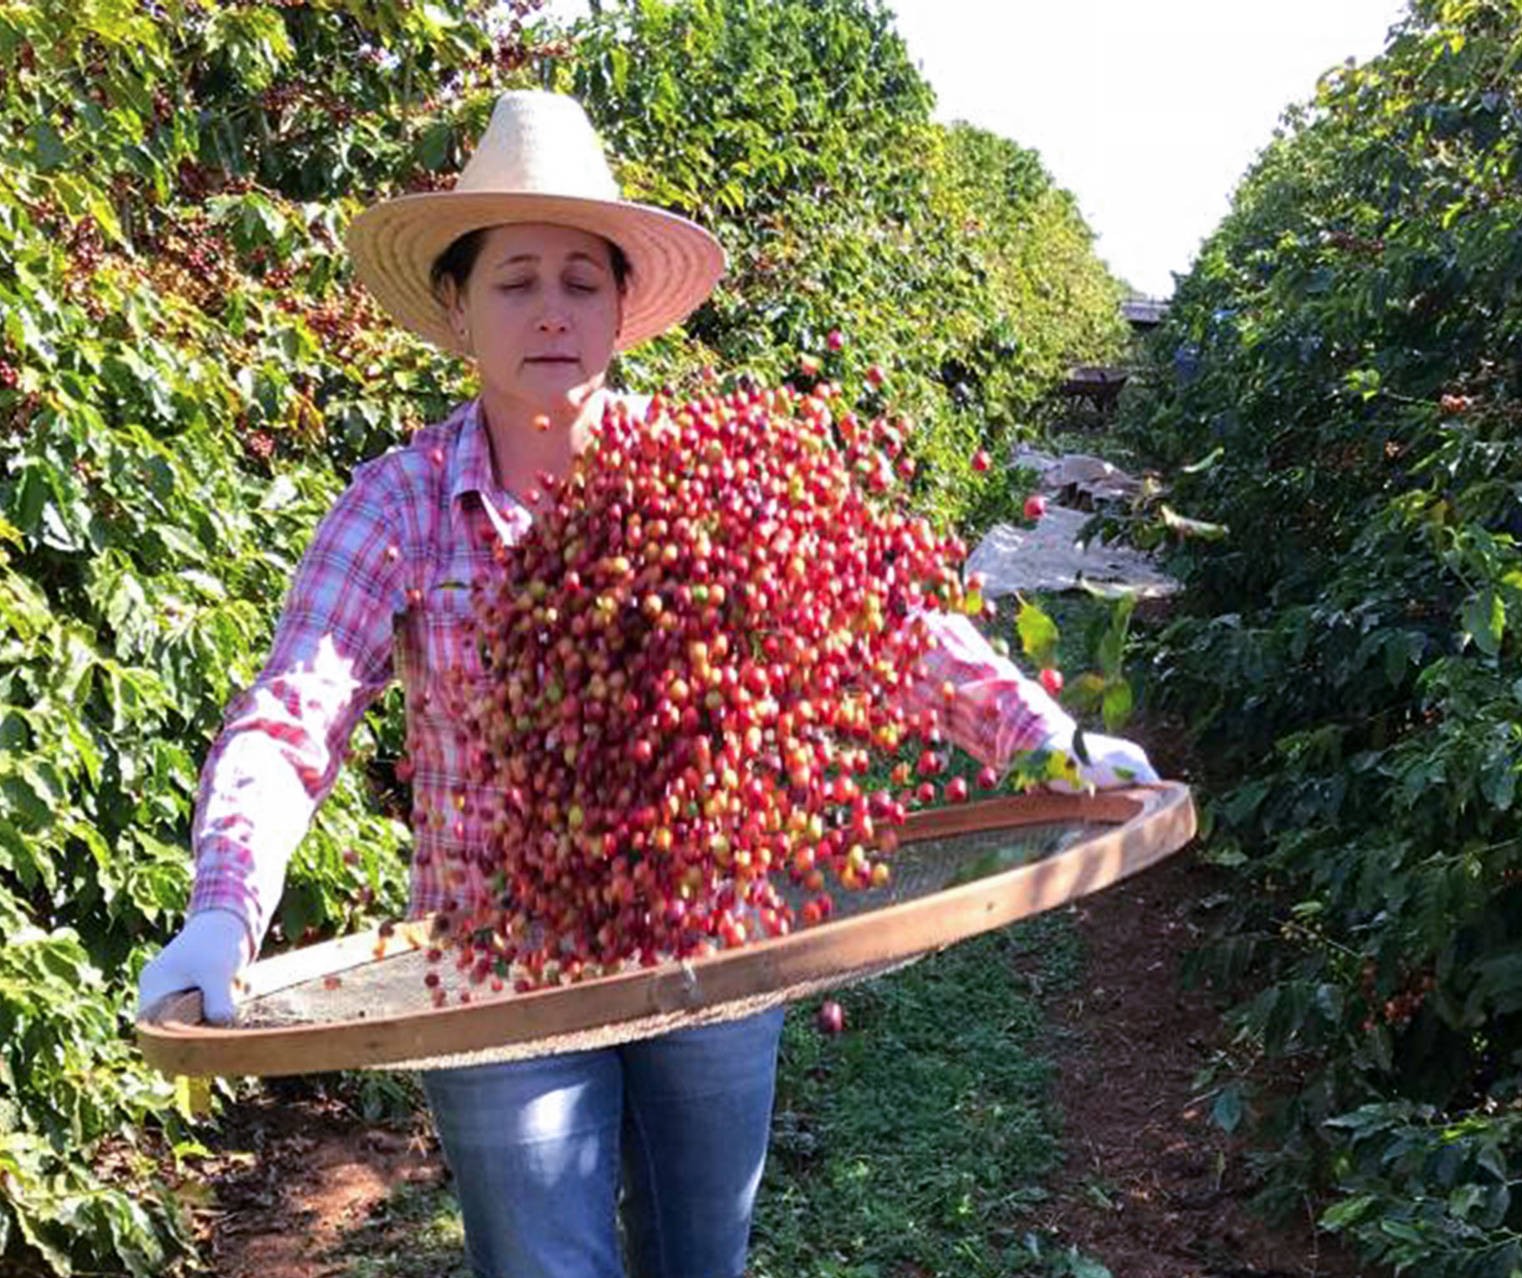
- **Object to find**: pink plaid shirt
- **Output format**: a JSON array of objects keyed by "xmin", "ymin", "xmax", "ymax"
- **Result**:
[{"xmin": 189, "ymin": 395, "xmax": 1068, "ymax": 951}]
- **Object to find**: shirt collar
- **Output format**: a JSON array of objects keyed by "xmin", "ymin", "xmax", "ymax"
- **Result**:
[
  {"xmin": 449, "ymin": 397, "xmax": 499, "ymax": 510},
  {"xmin": 450, "ymin": 389, "xmax": 631, "ymax": 510},
  {"xmin": 450, "ymin": 398, "xmax": 535, "ymax": 546}
]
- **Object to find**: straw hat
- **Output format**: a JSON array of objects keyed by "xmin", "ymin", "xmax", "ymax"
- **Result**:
[{"xmin": 346, "ymin": 91, "xmax": 726, "ymax": 355}]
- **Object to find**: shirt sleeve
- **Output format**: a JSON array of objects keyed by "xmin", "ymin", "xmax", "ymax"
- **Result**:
[
  {"xmin": 899, "ymin": 608, "xmax": 1074, "ymax": 770},
  {"xmin": 187, "ymin": 464, "xmax": 405, "ymax": 953}
]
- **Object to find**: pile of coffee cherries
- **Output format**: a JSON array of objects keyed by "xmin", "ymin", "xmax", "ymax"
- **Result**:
[{"xmin": 433, "ymin": 380, "xmax": 993, "ymax": 990}]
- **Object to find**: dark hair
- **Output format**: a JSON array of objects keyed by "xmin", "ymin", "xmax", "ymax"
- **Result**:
[{"xmin": 429, "ymin": 227, "xmax": 631, "ymax": 298}]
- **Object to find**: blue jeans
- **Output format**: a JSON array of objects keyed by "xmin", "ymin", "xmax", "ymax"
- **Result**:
[{"xmin": 421, "ymin": 1007, "xmax": 786, "ymax": 1278}]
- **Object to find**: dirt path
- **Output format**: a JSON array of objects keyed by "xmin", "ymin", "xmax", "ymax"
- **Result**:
[
  {"xmin": 190, "ymin": 1098, "xmax": 445, "ymax": 1278},
  {"xmin": 1039, "ymin": 852, "xmax": 1371, "ymax": 1278}
]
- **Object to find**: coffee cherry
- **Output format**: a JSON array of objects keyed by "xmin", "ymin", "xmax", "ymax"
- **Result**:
[
  {"xmin": 971, "ymin": 449, "xmax": 990, "ymax": 472},
  {"xmin": 1023, "ymin": 494, "xmax": 1047, "ymax": 521},
  {"xmin": 1039, "ymin": 668, "xmax": 1064, "ymax": 697},
  {"xmin": 816, "ymin": 999, "xmax": 845, "ymax": 1035},
  {"xmin": 244, "ymin": 431, "xmax": 276, "ymax": 462}
]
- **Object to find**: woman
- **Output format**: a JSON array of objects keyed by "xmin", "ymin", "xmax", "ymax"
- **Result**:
[{"xmin": 139, "ymin": 90, "xmax": 1156, "ymax": 1278}]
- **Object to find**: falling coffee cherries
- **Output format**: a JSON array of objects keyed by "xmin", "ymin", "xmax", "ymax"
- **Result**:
[{"xmin": 419, "ymin": 379, "xmax": 998, "ymax": 994}]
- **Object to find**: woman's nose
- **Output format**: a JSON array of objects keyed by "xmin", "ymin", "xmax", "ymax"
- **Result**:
[{"xmin": 536, "ymin": 312, "xmax": 569, "ymax": 334}]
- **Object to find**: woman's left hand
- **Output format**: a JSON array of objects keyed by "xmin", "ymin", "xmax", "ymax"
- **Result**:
[{"xmin": 1043, "ymin": 727, "xmax": 1159, "ymax": 792}]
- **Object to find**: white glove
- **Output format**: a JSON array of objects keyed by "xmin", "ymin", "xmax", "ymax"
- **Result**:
[
  {"xmin": 137, "ymin": 909, "xmax": 251, "ymax": 1025},
  {"xmin": 1044, "ymin": 727, "xmax": 1159, "ymax": 792}
]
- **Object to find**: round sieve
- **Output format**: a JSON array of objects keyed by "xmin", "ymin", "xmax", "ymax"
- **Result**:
[{"xmin": 138, "ymin": 783, "xmax": 1194, "ymax": 1076}]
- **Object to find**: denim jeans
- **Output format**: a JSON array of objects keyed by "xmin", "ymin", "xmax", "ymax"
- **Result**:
[{"xmin": 421, "ymin": 1006, "xmax": 786, "ymax": 1278}]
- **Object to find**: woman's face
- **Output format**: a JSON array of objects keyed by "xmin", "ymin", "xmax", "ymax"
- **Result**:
[{"xmin": 445, "ymin": 222, "xmax": 624, "ymax": 416}]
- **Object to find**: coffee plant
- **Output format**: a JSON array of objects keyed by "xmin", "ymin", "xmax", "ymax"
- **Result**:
[
  {"xmin": 1117, "ymin": 1, "xmax": 1522, "ymax": 1272},
  {"xmin": 0, "ymin": 0, "xmax": 1126, "ymax": 1271}
]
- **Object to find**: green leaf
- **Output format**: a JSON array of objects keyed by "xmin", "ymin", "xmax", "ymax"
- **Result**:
[
  {"xmin": 1180, "ymin": 446, "xmax": 1223, "ymax": 475},
  {"xmin": 1461, "ymin": 590, "xmax": 1505, "ymax": 657},
  {"xmin": 1159, "ymin": 505, "xmax": 1228, "ymax": 541},
  {"xmin": 173, "ymin": 1074, "xmax": 214, "ymax": 1122},
  {"xmin": 1477, "ymin": 1142, "xmax": 1507, "ymax": 1180},
  {"xmin": 206, "ymin": 8, "xmax": 294, "ymax": 89},
  {"xmin": 81, "ymin": 0, "xmax": 153, "ymax": 44},
  {"xmin": 0, "ymin": 770, "xmax": 55, "ymax": 838},
  {"xmin": 1382, "ymin": 630, "xmax": 1424, "ymax": 686},
  {"xmin": 1015, "ymin": 600, "xmax": 1059, "ymax": 668},
  {"xmin": 102, "ymin": 567, "xmax": 151, "ymax": 645},
  {"xmin": 27, "ymin": 121, "xmax": 69, "ymax": 172},
  {"xmin": 1101, "ymin": 680, "xmax": 1134, "ymax": 731},
  {"xmin": 1074, "ymin": 576, "xmax": 1142, "ymax": 601},
  {"xmin": 87, "ymin": 192, "xmax": 125, "ymax": 248},
  {"xmin": 56, "ymin": 630, "xmax": 100, "ymax": 704},
  {"xmin": 1096, "ymin": 596, "xmax": 1135, "ymax": 678},
  {"xmin": 418, "ymin": 121, "xmax": 453, "ymax": 172},
  {"xmin": 1344, "ymin": 367, "xmax": 1381, "ymax": 400},
  {"xmin": 153, "ymin": 523, "xmax": 209, "ymax": 565},
  {"xmin": 1211, "ymin": 1084, "xmax": 1244, "ymax": 1134},
  {"xmin": 1377, "ymin": 1217, "xmax": 1426, "ymax": 1245},
  {"xmin": 1320, "ymin": 1194, "xmax": 1377, "ymax": 1230},
  {"xmin": 1448, "ymin": 1183, "xmax": 1485, "ymax": 1219}
]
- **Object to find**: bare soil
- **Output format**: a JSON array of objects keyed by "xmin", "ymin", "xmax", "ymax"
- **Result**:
[
  {"xmin": 1038, "ymin": 852, "xmax": 1373, "ymax": 1278},
  {"xmin": 188, "ymin": 1095, "xmax": 444, "ymax": 1278}
]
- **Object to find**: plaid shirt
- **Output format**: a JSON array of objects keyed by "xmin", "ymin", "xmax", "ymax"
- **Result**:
[{"xmin": 188, "ymin": 395, "xmax": 1068, "ymax": 951}]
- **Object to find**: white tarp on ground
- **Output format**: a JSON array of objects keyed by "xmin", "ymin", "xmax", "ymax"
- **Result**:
[
  {"xmin": 1011, "ymin": 447, "xmax": 1143, "ymax": 503},
  {"xmin": 965, "ymin": 450, "xmax": 1181, "ymax": 598}
]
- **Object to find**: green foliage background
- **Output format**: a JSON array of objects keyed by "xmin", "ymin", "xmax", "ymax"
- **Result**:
[
  {"xmin": 0, "ymin": 0, "xmax": 1125, "ymax": 1271},
  {"xmin": 1117, "ymin": 1, "xmax": 1522, "ymax": 1272}
]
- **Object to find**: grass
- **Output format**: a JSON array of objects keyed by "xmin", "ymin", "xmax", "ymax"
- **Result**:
[
  {"xmin": 328, "ymin": 1176, "xmax": 471, "ymax": 1278},
  {"xmin": 324, "ymin": 914, "xmax": 1111, "ymax": 1278},
  {"xmin": 750, "ymin": 917, "xmax": 1092, "ymax": 1278}
]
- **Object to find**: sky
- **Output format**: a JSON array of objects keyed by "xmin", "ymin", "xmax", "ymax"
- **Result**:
[{"xmin": 539, "ymin": 0, "xmax": 1411, "ymax": 298}]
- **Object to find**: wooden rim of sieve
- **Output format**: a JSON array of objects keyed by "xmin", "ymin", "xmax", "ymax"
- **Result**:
[{"xmin": 137, "ymin": 783, "xmax": 1194, "ymax": 1077}]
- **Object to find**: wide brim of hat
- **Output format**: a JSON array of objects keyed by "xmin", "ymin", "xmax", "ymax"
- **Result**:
[{"xmin": 346, "ymin": 192, "xmax": 726, "ymax": 355}]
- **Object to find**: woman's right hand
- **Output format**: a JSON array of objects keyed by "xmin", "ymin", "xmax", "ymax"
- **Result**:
[{"xmin": 136, "ymin": 909, "xmax": 250, "ymax": 1025}]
